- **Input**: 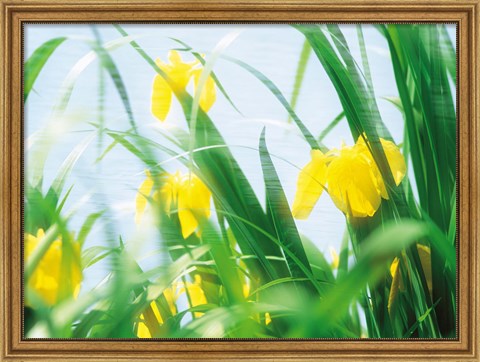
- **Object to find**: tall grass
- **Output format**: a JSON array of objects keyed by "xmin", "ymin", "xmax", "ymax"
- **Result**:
[{"xmin": 23, "ymin": 24, "xmax": 456, "ymax": 338}]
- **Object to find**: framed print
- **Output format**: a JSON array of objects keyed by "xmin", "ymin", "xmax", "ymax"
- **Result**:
[{"xmin": 1, "ymin": 0, "xmax": 479, "ymax": 361}]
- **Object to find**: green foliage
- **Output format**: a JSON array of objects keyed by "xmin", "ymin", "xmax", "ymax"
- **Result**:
[{"xmin": 23, "ymin": 24, "xmax": 456, "ymax": 339}]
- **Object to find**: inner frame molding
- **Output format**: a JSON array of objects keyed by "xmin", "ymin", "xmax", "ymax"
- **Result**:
[{"xmin": 1, "ymin": 0, "xmax": 478, "ymax": 361}]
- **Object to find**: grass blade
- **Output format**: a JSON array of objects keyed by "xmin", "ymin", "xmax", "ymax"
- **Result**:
[
  {"xmin": 24, "ymin": 37, "xmax": 66, "ymax": 101},
  {"xmin": 288, "ymin": 39, "xmax": 311, "ymax": 123},
  {"xmin": 259, "ymin": 128, "xmax": 314, "ymax": 286}
]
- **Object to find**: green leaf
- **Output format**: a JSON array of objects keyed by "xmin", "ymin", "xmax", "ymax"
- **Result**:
[
  {"xmin": 81, "ymin": 245, "xmax": 115, "ymax": 269},
  {"xmin": 200, "ymin": 222, "xmax": 245, "ymax": 305},
  {"xmin": 259, "ymin": 128, "xmax": 315, "ymax": 289},
  {"xmin": 288, "ymin": 39, "xmax": 311, "ymax": 123},
  {"xmin": 317, "ymin": 111, "xmax": 345, "ymax": 142},
  {"xmin": 52, "ymin": 132, "xmax": 96, "ymax": 196},
  {"xmin": 91, "ymin": 26, "xmax": 137, "ymax": 132},
  {"xmin": 24, "ymin": 37, "xmax": 66, "ymax": 101},
  {"xmin": 77, "ymin": 210, "xmax": 105, "ymax": 247}
]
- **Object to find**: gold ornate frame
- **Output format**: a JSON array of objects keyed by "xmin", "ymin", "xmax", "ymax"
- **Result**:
[{"xmin": 1, "ymin": 0, "xmax": 478, "ymax": 361}]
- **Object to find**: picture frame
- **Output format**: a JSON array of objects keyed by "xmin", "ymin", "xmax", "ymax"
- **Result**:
[{"xmin": 1, "ymin": 0, "xmax": 479, "ymax": 360}]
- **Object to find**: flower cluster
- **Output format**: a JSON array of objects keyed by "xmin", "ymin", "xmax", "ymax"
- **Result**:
[{"xmin": 293, "ymin": 134, "xmax": 406, "ymax": 219}]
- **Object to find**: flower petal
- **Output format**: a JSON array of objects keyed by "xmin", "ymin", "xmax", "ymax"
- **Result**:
[
  {"xmin": 292, "ymin": 149, "xmax": 328, "ymax": 219},
  {"xmin": 193, "ymin": 69, "xmax": 216, "ymax": 112},
  {"xmin": 265, "ymin": 312, "xmax": 272, "ymax": 325},
  {"xmin": 137, "ymin": 321, "xmax": 151, "ymax": 338},
  {"xmin": 327, "ymin": 147, "xmax": 381, "ymax": 217},
  {"xmin": 388, "ymin": 244, "xmax": 432, "ymax": 315},
  {"xmin": 381, "ymin": 138, "xmax": 407, "ymax": 186},
  {"xmin": 163, "ymin": 285, "xmax": 178, "ymax": 316},
  {"xmin": 187, "ymin": 174, "xmax": 212, "ymax": 220},
  {"xmin": 151, "ymin": 300, "xmax": 163, "ymax": 323},
  {"xmin": 25, "ymin": 234, "xmax": 82, "ymax": 307},
  {"xmin": 417, "ymin": 244, "xmax": 432, "ymax": 296},
  {"xmin": 168, "ymin": 50, "xmax": 183, "ymax": 66},
  {"xmin": 355, "ymin": 135, "xmax": 406, "ymax": 199},
  {"xmin": 388, "ymin": 256, "xmax": 402, "ymax": 314},
  {"xmin": 135, "ymin": 174, "xmax": 154, "ymax": 225},
  {"xmin": 177, "ymin": 190, "xmax": 199, "ymax": 239},
  {"xmin": 187, "ymin": 275, "xmax": 207, "ymax": 318},
  {"xmin": 167, "ymin": 50, "xmax": 194, "ymax": 89},
  {"xmin": 329, "ymin": 247, "xmax": 340, "ymax": 269},
  {"xmin": 151, "ymin": 75, "xmax": 172, "ymax": 122}
]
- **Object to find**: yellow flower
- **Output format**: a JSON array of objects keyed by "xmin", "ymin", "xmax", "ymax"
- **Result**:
[
  {"xmin": 292, "ymin": 135, "xmax": 406, "ymax": 218},
  {"xmin": 135, "ymin": 170, "xmax": 212, "ymax": 239},
  {"xmin": 151, "ymin": 50, "xmax": 216, "ymax": 122},
  {"xmin": 24, "ymin": 229, "xmax": 82, "ymax": 307}
]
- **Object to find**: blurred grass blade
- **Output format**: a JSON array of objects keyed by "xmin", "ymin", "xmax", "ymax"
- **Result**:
[
  {"xmin": 91, "ymin": 26, "xmax": 138, "ymax": 132},
  {"xmin": 356, "ymin": 25, "xmax": 375, "ymax": 97},
  {"xmin": 200, "ymin": 223, "xmax": 244, "ymax": 305},
  {"xmin": 318, "ymin": 111, "xmax": 345, "ymax": 142},
  {"xmin": 24, "ymin": 37, "xmax": 66, "ymax": 101},
  {"xmin": 27, "ymin": 35, "xmax": 140, "ymax": 187},
  {"xmin": 53, "ymin": 35, "xmax": 139, "ymax": 117},
  {"xmin": 77, "ymin": 210, "xmax": 105, "ymax": 247},
  {"xmin": 439, "ymin": 25, "xmax": 456, "ymax": 84},
  {"xmin": 188, "ymin": 30, "xmax": 242, "ymax": 170},
  {"xmin": 81, "ymin": 245, "xmax": 116, "ymax": 269},
  {"xmin": 51, "ymin": 132, "xmax": 96, "ymax": 195},
  {"xmin": 288, "ymin": 39, "xmax": 311, "ymax": 123}
]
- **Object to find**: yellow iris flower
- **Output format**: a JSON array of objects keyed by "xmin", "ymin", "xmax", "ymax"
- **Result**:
[
  {"xmin": 24, "ymin": 229, "xmax": 82, "ymax": 307},
  {"xmin": 151, "ymin": 50, "xmax": 216, "ymax": 121},
  {"xmin": 137, "ymin": 275, "xmax": 207, "ymax": 338},
  {"xmin": 135, "ymin": 170, "xmax": 212, "ymax": 239},
  {"xmin": 293, "ymin": 135, "xmax": 406, "ymax": 219}
]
